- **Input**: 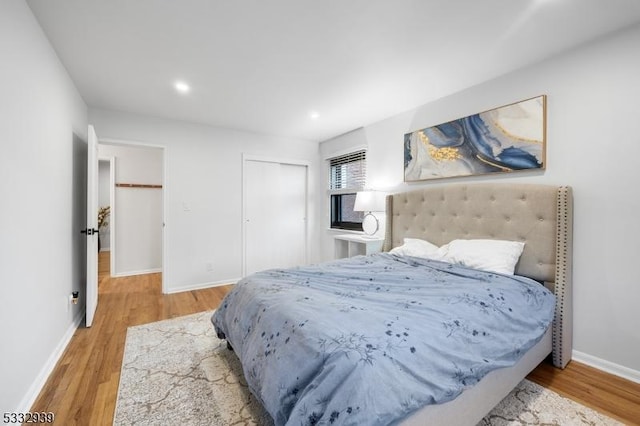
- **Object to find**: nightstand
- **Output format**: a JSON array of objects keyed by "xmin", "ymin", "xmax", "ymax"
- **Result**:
[{"xmin": 334, "ymin": 234, "xmax": 384, "ymax": 259}]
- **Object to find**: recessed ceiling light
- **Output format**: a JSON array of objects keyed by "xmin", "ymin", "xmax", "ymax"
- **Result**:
[
  {"xmin": 310, "ymin": 111, "xmax": 320, "ymax": 120},
  {"xmin": 175, "ymin": 81, "xmax": 190, "ymax": 94}
]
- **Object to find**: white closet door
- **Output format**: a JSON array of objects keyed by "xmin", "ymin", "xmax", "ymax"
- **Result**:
[{"xmin": 244, "ymin": 159, "xmax": 307, "ymax": 276}]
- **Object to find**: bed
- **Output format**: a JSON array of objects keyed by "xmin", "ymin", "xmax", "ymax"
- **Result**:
[{"xmin": 212, "ymin": 183, "xmax": 573, "ymax": 425}]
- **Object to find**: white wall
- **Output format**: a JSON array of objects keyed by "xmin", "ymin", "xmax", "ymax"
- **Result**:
[
  {"xmin": 0, "ymin": 0, "xmax": 88, "ymax": 413},
  {"xmin": 88, "ymin": 108, "xmax": 320, "ymax": 292},
  {"xmin": 98, "ymin": 144, "xmax": 163, "ymax": 275},
  {"xmin": 319, "ymin": 24, "xmax": 640, "ymax": 379}
]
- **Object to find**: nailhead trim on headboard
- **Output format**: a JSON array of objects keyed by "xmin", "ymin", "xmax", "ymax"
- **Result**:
[{"xmin": 552, "ymin": 186, "xmax": 573, "ymax": 368}]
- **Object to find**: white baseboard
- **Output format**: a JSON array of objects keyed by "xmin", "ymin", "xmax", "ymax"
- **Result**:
[
  {"xmin": 164, "ymin": 277, "xmax": 240, "ymax": 294},
  {"xmin": 112, "ymin": 267, "xmax": 162, "ymax": 277},
  {"xmin": 572, "ymin": 349, "xmax": 640, "ymax": 384},
  {"xmin": 16, "ymin": 309, "xmax": 85, "ymax": 412}
]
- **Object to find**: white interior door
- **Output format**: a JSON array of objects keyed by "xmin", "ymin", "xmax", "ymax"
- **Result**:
[
  {"xmin": 85, "ymin": 125, "xmax": 99, "ymax": 327},
  {"xmin": 244, "ymin": 159, "xmax": 307, "ymax": 276}
]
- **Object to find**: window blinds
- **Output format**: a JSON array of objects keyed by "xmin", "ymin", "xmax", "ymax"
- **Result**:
[{"xmin": 328, "ymin": 150, "xmax": 366, "ymax": 192}]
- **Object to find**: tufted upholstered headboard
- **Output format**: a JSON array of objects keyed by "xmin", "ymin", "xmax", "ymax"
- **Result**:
[{"xmin": 382, "ymin": 183, "xmax": 573, "ymax": 368}]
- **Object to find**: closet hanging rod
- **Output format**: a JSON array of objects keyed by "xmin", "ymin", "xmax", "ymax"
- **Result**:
[{"xmin": 115, "ymin": 183, "xmax": 163, "ymax": 189}]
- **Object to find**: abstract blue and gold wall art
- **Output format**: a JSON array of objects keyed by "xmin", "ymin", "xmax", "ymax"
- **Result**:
[{"xmin": 404, "ymin": 95, "xmax": 546, "ymax": 181}]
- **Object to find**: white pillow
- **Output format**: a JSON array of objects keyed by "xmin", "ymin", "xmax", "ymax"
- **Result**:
[
  {"xmin": 389, "ymin": 238, "xmax": 439, "ymax": 258},
  {"xmin": 444, "ymin": 239, "xmax": 525, "ymax": 275}
]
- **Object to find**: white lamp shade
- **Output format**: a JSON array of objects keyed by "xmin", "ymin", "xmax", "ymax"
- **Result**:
[{"xmin": 354, "ymin": 190, "xmax": 386, "ymax": 212}]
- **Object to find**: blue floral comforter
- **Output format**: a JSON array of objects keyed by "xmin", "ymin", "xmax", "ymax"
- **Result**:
[{"xmin": 211, "ymin": 253, "xmax": 555, "ymax": 426}]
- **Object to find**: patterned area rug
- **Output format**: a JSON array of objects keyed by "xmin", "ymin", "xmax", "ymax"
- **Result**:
[{"xmin": 114, "ymin": 311, "xmax": 621, "ymax": 426}]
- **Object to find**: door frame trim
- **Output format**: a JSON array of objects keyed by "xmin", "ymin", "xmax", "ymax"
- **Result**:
[
  {"xmin": 241, "ymin": 154, "xmax": 310, "ymax": 277},
  {"xmin": 97, "ymin": 156, "xmax": 116, "ymax": 275}
]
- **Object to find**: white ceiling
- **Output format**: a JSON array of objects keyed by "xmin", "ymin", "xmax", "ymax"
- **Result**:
[{"xmin": 26, "ymin": 0, "xmax": 640, "ymax": 142}]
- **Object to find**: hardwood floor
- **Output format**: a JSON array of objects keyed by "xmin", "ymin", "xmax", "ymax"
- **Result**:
[
  {"xmin": 30, "ymin": 252, "xmax": 233, "ymax": 425},
  {"xmin": 528, "ymin": 361, "xmax": 640, "ymax": 425},
  {"xmin": 30, "ymin": 251, "xmax": 640, "ymax": 425}
]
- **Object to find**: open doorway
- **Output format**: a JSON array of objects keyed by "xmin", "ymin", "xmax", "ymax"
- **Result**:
[{"xmin": 97, "ymin": 141, "xmax": 165, "ymax": 289}]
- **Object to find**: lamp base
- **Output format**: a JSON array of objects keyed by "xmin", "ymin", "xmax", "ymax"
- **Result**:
[{"xmin": 362, "ymin": 212, "xmax": 379, "ymax": 236}]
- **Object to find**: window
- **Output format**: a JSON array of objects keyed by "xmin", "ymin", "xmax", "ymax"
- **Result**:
[{"xmin": 328, "ymin": 150, "xmax": 366, "ymax": 230}]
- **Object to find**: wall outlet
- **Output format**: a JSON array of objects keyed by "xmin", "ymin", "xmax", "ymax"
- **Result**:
[
  {"xmin": 68, "ymin": 291, "xmax": 79, "ymax": 311},
  {"xmin": 206, "ymin": 262, "xmax": 214, "ymax": 272}
]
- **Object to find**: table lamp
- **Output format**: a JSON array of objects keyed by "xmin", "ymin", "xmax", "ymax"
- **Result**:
[{"xmin": 354, "ymin": 190, "xmax": 385, "ymax": 236}]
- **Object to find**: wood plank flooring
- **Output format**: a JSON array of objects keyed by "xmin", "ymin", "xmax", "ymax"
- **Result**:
[
  {"xmin": 528, "ymin": 360, "xmax": 640, "ymax": 424},
  {"xmin": 30, "ymin": 252, "xmax": 640, "ymax": 425},
  {"xmin": 30, "ymin": 252, "xmax": 233, "ymax": 425}
]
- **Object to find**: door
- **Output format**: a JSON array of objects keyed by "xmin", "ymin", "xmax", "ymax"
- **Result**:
[
  {"xmin": 244, "ymin": 159, "xmax": 307, "ymax": 276},
  {"xmin": 85, "ymin": 125, "xmax": 99, "ymax": 327}
]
